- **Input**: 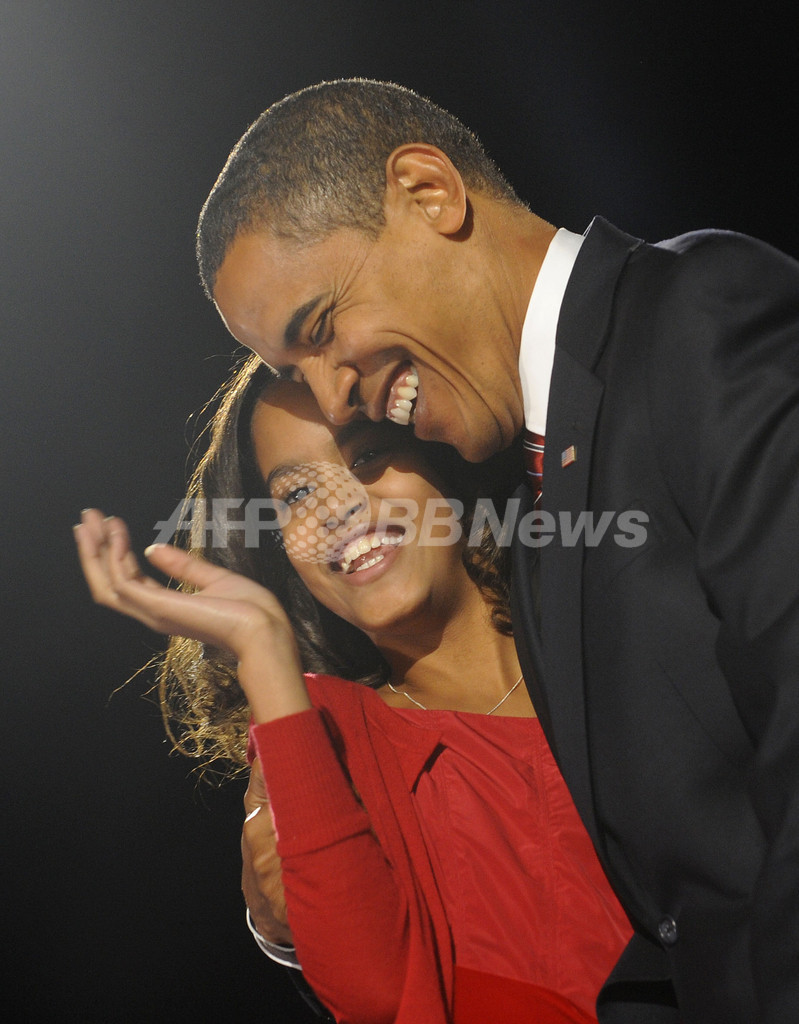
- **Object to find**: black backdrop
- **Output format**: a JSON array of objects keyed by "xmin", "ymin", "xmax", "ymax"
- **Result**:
[{"xmin": 3, "ymin": 2, "xmax": 797, "ymax": 1021}]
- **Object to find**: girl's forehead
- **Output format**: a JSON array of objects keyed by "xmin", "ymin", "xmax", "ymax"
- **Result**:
[
  {"xmin": 253, "ymin": 379, "xmax": 329, "ymax": 429},
  {"xmin": 251, "ymin": 381, "xmax": 415, "ymax": 465},
  {"xmin": 250, "ymin": 384, "xmax": 338, "ymax": 469}
]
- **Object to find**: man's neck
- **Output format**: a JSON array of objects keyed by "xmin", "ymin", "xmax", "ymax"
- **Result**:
[{"xmin": 472, "ymin": 194, "xmax": 558, "ymax": 363}]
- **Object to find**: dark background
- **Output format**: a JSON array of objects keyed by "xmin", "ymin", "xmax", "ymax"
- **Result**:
[{"xmin": 3, "ymin": 2, "xmax": 797, "ymax": 1021}]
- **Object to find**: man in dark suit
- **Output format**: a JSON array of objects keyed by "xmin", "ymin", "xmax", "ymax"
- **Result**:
[
  {"xmin": 512, "ymin": 216, "xmax": 799, "ymax": 1023},
  {"xmin": 198, "ymin": 79, "xmax": 799, "ymax": 1022}
]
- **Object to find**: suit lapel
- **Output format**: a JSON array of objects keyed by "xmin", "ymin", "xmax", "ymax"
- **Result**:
[
  {"xmin": 515, "ymin": 218, "xmax": 645, "ymax": 848},
  {"xmin": 510, "ymin": 496, "xmax": 557, "ymax": 755},
  {"xmin": 539, "ymin": 349, "xmax": 605, "ymax": 844}
]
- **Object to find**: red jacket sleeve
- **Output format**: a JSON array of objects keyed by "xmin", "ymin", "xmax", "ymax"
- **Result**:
[{"xmin": 251, "ymin": 710, "xmax": 413, "ymax": 1024}]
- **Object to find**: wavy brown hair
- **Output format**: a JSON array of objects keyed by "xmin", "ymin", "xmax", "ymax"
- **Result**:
[{"xmin": 155, "ymin": 354, "xmax": 520, "ymax": 780}]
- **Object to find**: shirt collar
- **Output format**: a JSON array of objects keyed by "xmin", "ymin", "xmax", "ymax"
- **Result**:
[{"xmin": 518, "ymin": 227, "xmax": 584, "ymax": 434}]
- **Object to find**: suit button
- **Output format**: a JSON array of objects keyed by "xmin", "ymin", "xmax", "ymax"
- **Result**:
[{"xmin": 658, "ymin": 916, "xmax": 678, "ymax": 945}]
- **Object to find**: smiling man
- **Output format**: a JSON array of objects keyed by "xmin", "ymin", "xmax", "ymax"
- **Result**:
[
  {"xmin": 199, "ymin": 81, "xmax": 554, "ymax": 463},
  {"xmin": 197, "ymin": 80, "xmax": 799, "ymax": 1024}
]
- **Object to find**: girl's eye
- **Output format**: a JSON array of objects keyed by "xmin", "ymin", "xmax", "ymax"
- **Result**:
[
  {"xmin": 351, "ymin": 447, "xmax": 384, "ymax": 470},
  {"xmin": 284, "ymin": 483, "xmax": 314, "ymax": 506},
  {"xmin": 351, "ymin": 445, "xmax": 401, "ymax": 480}
]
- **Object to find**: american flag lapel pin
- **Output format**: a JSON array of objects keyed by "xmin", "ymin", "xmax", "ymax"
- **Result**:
[{"xmin": 561, "ymin": 445, "xmax": 577, "ymax": 468}]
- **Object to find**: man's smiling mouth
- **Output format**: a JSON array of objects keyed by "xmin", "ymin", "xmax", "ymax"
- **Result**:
[{"xmin": 386, "ymin": 364, "xmax": 418, "ymax": 426}]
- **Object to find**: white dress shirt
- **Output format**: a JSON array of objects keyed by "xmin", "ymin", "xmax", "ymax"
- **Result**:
[{"xmin": 518, "ymin": 227, "xmax": 584, "ymax": 434}]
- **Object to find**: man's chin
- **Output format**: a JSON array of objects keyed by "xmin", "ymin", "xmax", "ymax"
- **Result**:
[
  {"xmin": 458, "ymin": 437, "xmax": 506, "ymax": 462},
  {"xmin": 414, "ymin": 405, "xmax": 507, "ymax": 461},
  {"xmin": 440, "ymin": 425, "xmax": 506, "ymax": 463}
]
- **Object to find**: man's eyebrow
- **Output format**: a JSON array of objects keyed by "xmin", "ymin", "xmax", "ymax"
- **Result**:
[{"xmin": 283, "ymin": 294, "xmax": 325, "ymax": 348}]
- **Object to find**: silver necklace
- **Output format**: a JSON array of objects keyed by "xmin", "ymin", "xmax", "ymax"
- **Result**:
[{"xmin": 387, "ymin": 673, "xmax": 524, "ymax": 715}]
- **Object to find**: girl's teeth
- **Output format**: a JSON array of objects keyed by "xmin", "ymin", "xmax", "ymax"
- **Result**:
[
  {"xmin": 388, "ymin": 407, "xmax": 410, "ymax": 425},
  {"xmin": 339, "ymin": 532, "xmax": 403, "ymax": 573},
  {"xmin": 397, "ymin": 386, "xmax": 417, "ymax": 400},
  {"xmin": 353, "ymin": 553, "xmax": 385, "ymax": 573},
  {"xmin": 405, "ymin": 371, "xmax": 419, "ymax": 388}
]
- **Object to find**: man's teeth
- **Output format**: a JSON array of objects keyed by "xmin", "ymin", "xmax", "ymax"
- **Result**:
[
  {"xmin": 387, "ymin": 369, "xmax": 419, "ymax": 425},
  {"xmin": 338, "ymin": 532, "xmax": 403, "ymax": 573}
]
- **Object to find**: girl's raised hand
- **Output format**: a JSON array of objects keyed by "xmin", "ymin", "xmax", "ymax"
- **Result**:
[{"xmin": 74, "ymin": 508, "xmax": 310, "ymax": 722}]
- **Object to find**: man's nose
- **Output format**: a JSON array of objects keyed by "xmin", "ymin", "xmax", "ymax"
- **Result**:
[{"xmin": 305, "ymin": 362, "xmax": 362, "ymax": 425}]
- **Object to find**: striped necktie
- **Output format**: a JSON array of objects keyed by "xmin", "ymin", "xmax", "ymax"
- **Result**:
[{"xmin": 523, "ymin": 429, "xmax": 545, "ymax": 505}]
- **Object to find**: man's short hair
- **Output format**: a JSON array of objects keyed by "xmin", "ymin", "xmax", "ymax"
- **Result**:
[{"xmin": 196, "ymin": 78, "xmax": 522, "ymax": 298}]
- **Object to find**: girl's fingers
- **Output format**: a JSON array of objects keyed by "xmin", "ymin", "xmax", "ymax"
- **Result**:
[
  {"xmin": 144, "ymin": 542, "xmax": 231, "ymax": 590},
  {"xmin": 78, "ymin": 512, "xmax": 229, "ymax": 597},
  {"xmin": 88, "ymin": 539, "xmax": 215, "ymax": 638},
  {"xmin": 76, "ymin": 511, "xmax": 283, "ymax": 648},
  {"xmin": 100, "ymin": 567, "xmax": 264, "ymax": 649},
  {"xmin": 75, "ymin": 513, "xmax": 122, "ymax": 604},
  {"xmin": 107, "ymin": 524, "xmax": 153, "ymax": 590},
  {"xmin": 76, "ymin": 508, "xmax": 108, "ymax": 547},
  {"xmin": 76, "ymin": 511, "xmax": 155, "ymax": 606}
]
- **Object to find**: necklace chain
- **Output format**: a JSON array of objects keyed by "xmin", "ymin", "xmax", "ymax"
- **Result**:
[{"xmin": 387, "ymin": 673, "xmax": 524, "ymax": 715}]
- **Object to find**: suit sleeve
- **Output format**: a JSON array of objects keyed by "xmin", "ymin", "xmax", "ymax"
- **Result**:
[
  {"xmin": 250, "ymin": 710, "xmax": 413, "ymax": 1024},
  {"xmin": 650, "ymin": 232, "xmax": 799, "ymax": 1020}
]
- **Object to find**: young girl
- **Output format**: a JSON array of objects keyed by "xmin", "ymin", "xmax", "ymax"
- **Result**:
[{"xmin": 76, "ymin": 357, "xmax": 631, "ymax": 1024}]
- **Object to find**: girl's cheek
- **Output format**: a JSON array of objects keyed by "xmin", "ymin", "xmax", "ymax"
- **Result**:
[{"xmin": 280, "ymin": 461, "xmax": 370, "ymax": 564}]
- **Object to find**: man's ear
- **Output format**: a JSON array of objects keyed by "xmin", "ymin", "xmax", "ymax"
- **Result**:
[{"xmin": 384, "ymin": 144, "xmax": 467, "ymax": 235}]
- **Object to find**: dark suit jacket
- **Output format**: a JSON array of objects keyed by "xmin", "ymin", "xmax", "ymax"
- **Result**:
[{"xmin": 512, "ymin": 218, "xmax": 799, "ymax": 1024}]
